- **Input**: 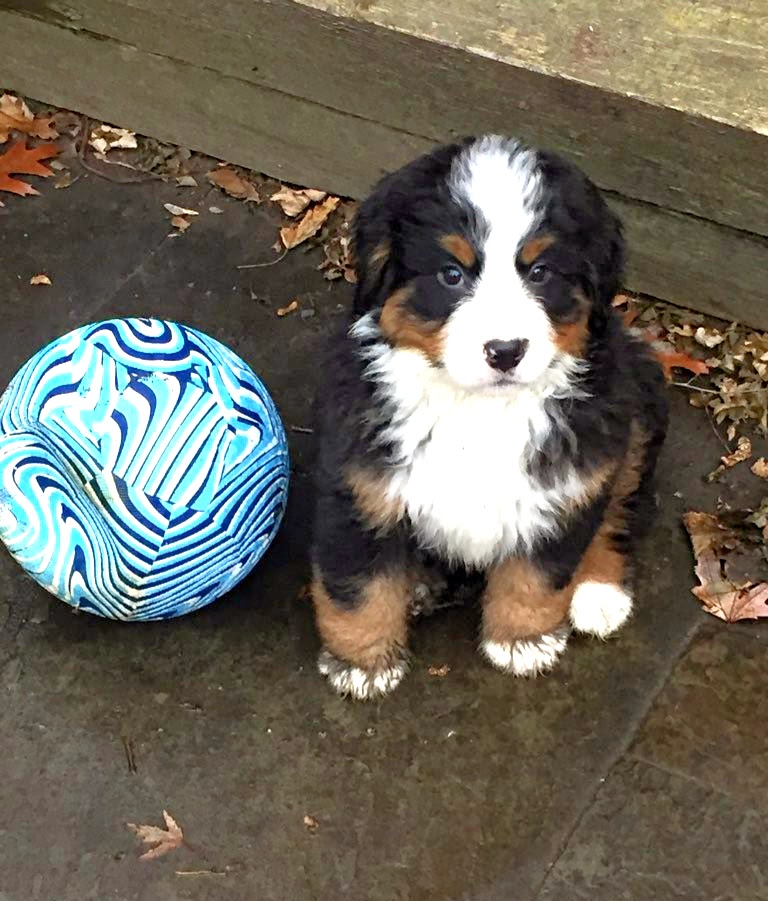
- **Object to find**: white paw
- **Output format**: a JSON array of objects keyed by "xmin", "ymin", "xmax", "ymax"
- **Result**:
[
  {"xmin": 480, "ymin": 627, "xmax": 568, "ymax": 677},
  {"xmin": 570, "ymin": 581, "xmax": 632, "ymax": 639},
  {"xmin": 318, "ymin": 649, "xmax": 408, "ymax": 700}
]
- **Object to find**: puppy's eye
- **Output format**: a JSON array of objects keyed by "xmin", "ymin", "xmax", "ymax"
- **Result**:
[
  {"xmin": 528, "ymin": 263, "xmax": 550, "ymax": 284},
  {"xmin": 438, "ymin": 264, "xmax": 464, "ymax": 288}
]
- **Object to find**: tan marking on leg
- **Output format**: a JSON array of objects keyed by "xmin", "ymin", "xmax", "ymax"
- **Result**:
[
  {"xmin": 519, "ymin": 233, "xmax": 555, "ymax": 265},
  {"xmin": 572, "ymin": 420, "xmax": 650, "ymax": 589},
  {"xmin": 482, "ymin": 558, "xmax": 572, "ymax": 643},
  {"xmin": 439, "ymin": 233, "xmax": 476, "ymax": 268},
  {"xmin": 379, "ymin": 287, "xmax": 445, "ymax": 362},
  {"xmin": 311, "ymin": 567, "xmax": 410, "ymax": 671},
  {"xmin": 346, "ymin": 466, "xmax": 403, "ymax": 531}
]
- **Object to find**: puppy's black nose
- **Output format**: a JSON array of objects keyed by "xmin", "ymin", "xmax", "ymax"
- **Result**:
[{"xmin": 483, "ymin": 339, "xmax": 529, "ymax": 373}]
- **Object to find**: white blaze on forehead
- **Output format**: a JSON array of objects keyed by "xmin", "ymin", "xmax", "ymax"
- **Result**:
[
  {"xmin": 444, "ymin": 136, "xmax": 557, "ymax": 391},
  {"xmin": 449, "ymin": 135, "xmax": 540, "ymax": 236}
]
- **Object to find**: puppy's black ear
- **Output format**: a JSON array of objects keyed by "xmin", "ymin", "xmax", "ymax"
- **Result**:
[
  {"xmin": 351, "ymin": 190, "xmax": 396, "ymax": 317},
  {"xmin": 593, "ymin": 206, "xmax": 625, "ymax": 307}
]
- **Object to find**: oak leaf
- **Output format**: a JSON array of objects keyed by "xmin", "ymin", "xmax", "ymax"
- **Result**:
[
  {"xmin": 683, "ymin": 510, "xmax": 768, "ymax": 622},
  {"xmin": 127, "ymin": 810, "xmax": 185, "ymax": 860},
  {"xmin": 207, "ymin": 167, "xmax": 259, "ymax": 202},
  {"xmin": 654, "ymin": 350, "xmax": 709, "ymax": 381},
  {"xmin": 0, "ymin": 94, "xmax": 58, "ymax": 144},
  {"xmin": 0, "ymin": 141, "xmax": 59, "ymax": 196},
  {"xmin": 280, "ymin": 196, "xmax": 340, "ymax": 249}
]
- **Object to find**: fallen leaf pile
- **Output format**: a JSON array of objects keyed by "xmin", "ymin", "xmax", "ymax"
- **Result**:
[
  {"xmin": 615, "ymin": 296, "xmax": 768, "ymax": 438},
  {"xmin": 0, "ymin": 140, "xmax": 59, "ymax": 196},
  {"xmin": 127, "ymin": 810, "xmax": 185, "ymax": 860},
  {"xmin": 683, "ymin": 509, "xmax": 768, "ymax": 622}
]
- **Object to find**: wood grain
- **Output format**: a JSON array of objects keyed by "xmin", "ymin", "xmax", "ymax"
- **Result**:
[{"xmin": 1, "ymin": 2, "xmax": 766, "ymax": 326}]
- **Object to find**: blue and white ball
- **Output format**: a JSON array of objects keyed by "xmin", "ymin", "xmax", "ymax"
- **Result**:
[{"xmin": 0, "ymin": 318, "xmax": 289, "ymax": 620}]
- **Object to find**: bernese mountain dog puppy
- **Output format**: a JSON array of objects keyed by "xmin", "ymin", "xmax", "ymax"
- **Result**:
[{"xmin": 311, "ymin": 135, "xmax": 668, "ymax": 699}]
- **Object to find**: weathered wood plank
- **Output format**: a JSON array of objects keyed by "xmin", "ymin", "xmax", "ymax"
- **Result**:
[
  {"xmin": 5, "ymin": 0, "xmax": 768, "ymax": 239},
  {"xmin": 611, "ymin": 197, "xmax": 768, "ymax": 328},
  {"xmin": 1, "ymin": 7, "xmax": 767, "ymax": 327},
  {"xmin": 0, "ymin": 9, "xmax": 432, "ymax": 193}
]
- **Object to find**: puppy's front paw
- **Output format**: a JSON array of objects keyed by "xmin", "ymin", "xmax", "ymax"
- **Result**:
[
  {"xmin": 570, "ymin": 581, "xmax": 632, "ymax": 639},
  {"xmin": 318, "ymin": 649, "xmax": 408, "ymax": 700},
  {"xmin": 480, "ymin": 626, "xmax": 569, "ymax": 677}
]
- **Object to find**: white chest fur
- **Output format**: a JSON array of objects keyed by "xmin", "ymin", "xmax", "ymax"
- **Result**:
[{"xmin": 371, "ymin": 347, "xmax": 585, "ymax": 567}]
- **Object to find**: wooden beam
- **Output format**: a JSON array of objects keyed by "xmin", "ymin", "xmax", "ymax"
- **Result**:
[
  {"xmin": 4, "ymin": 0, "xmax": 767, "ymax": 238},
  {"xmin": 1, "ymin": 2, "xmax": 767, "ymax": 326}
]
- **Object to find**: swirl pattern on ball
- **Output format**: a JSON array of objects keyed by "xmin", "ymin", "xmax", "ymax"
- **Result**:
[{"xmin": 0, "ymin": 318, "xmax": 289, "ymax": 620}]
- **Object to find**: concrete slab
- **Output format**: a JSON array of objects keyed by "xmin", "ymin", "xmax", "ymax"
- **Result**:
[
  {"xmin": 0, "ymin": 169, "xmax": 759, "ymax": 901},
  {"xmin": 537, "ymin": 757, "xmax": 768, "ymax": 901}
]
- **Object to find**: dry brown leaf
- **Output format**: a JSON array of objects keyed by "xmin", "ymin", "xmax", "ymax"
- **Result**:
[
  {"xmin": 280, "ymin": 196, "xmax": 340, "ymax": 249},
  {"xmin": 0, "ymin": 141, "xmax": 59, "ymax": 196},
  {"xmin": 170, "ymin": 216, "xmax": 190, "ymax": 232},
  {"xmin": 207, "ymin": 167, "xmax": 259, "ymax": 202},
  {"xmin": 29, "ymin": 274, "xmax": 51, "ymax": 286},
  {"xmin": 303, "ymin": 815, "xmax": 319, "ymax": 833},
  {"xmin": 89, "ymin": 124, "xmax": 137, "ymax": 154},
  {"xmin": 271, "ymin": 186, "xmax": 327, "ymax": 217},
  {"xmin": 0, "ymin": 94, "xmax": 58, "ymax": 144},
  {"xmin": 427, "ymin": 664, "xmax": 451, "ymax": 677},
  {"xmin": 127, "ymin": 810, "xmax": 185, "ymax": 861},
  {"xmin": 751, "ymin": 458, "xmax": 768, "ymax": 479},
  {"xmin": 54, "ymin": 170, "xmax": 73, "ymax": 190},
  {"xmin": 683, "ymin": 510, "xmax": 768, "ymax": 622},
  {"xmin": 163, "ymin": 202, "xmax": 198, "ymax": 217},
  {"xmin": 276, "ymin": 300, "xmax": 299, "ymax": 317},
  {"xmin": 694, "ymin": 326, "xmax": 725, "ymax": 348},
  {"xmin": 706, "ymin": 436, "xmax": 752, "ymax": 481},
  {"xmin": 654, "ymin": 349, "xmax": 710, "ymax": 381},
  {"xmin": 722, "ymin": 436, "xmax": 753, "ymax": 467}
]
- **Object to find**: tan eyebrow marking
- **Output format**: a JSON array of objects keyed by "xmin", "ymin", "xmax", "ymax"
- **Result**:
[
  {"xmin": 519, "ymin": 233, "xmax": 556, "ymax": 265},
  {"xmin": 439, "ymin": 233, "xmax": 477, "ymax": 268}
]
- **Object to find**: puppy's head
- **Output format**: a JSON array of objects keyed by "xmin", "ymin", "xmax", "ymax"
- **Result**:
[{"xmin": 352, "ymin": 136, "xmax": 623, "ymax": 393}]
